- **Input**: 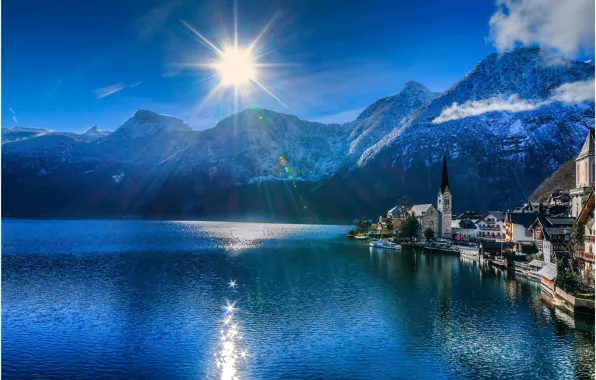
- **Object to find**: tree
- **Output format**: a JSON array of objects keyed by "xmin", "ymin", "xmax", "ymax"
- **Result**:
[
  {"xmin": 355, "ymin": 217, "xmax": 372, "ymax": 233},
  {"xmin": 424, "ymin": 227, "xmax": 435, "ymax": 241},
  {"xmin": 555, "ymin": 260, "xmax": 580, "ymax": 293},
  {"xmin": 399, "ymin": 213, "xmax": 420, "ymax": 239}
]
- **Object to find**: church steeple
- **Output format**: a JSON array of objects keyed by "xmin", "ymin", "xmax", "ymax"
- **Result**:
[{"xmin": 440, "ymin": 150, "xmax": 449, "ymax": 194}]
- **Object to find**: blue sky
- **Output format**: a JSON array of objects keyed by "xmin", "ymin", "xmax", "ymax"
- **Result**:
[{"xmin": 1, "ymin": 0, "xmax": 591, "ymax": 132}]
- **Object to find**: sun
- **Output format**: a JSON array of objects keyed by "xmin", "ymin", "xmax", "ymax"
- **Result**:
[
  {"xmin": 217, "ymin": 47, "xmax": 255, "ymax": 86},
  {"xmin": 179, "ymin": 12, "xmax": 288, "ymax": 110}
]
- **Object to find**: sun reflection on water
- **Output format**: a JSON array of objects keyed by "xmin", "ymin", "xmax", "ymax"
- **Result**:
[{"xmin": 216, "ymin": 287, "xmax": 247, "ymax": 379}]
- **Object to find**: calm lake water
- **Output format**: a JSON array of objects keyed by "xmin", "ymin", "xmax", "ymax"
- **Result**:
[{"xmin": 2, "ymin": 220, "xmax": 595, "ymax": 379}]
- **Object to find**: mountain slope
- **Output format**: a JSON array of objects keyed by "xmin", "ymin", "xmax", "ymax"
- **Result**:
[
  {"xmin": 346, "ymin": 81, "xmax": 438, "ymax": 156},
  {"xmin": 2, "ymin": 127, "xmax": 51, "ymax": 144},
  {"xmin": 530, "ymin": 158, "xmax": 576, "ymax": 202},
  {"xmin": 310, "ymin": 47, "xmax": 594, "ymax": 218},
  {"xmin": 2, "ymin": 47, "xmax": 594, "ymax": 221}
]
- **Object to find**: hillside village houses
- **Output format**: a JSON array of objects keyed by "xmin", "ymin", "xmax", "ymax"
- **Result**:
[
  {"xmin": 374, "ymin": 131, "xmax": 594, "ymax": 259},
  {"xmin": 377, "ymin": 152, "xmax": 451, "ymax": 239},
  {"xmin": 528, "ymin": 216, "xmax": 574, "ymax": 263}
]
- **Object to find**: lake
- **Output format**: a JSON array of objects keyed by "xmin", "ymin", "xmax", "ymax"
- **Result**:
[{"xmin": 2, "ymin": 220, "xmax": 594, "ymax": 379}]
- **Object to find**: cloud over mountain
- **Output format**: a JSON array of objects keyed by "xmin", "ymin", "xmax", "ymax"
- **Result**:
[
  {"xmin": 433, "ymin": 79, "xmax": 595, "ymax": 123},
  {"xmin": 489, "ymin": 0, "xmax": 595, "ymax": 58}
]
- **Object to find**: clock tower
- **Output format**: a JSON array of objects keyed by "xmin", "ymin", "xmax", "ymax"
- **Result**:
[{"xmin": 437, "ymin": 152, "xmax": 452, "ymax": 238}]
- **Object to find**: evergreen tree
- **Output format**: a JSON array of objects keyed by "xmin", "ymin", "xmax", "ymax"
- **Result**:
[
  {"xmin": 399, "ymin": 213, "xmax": 420, "ymax": 239},
  {"xmin": 424, "ymin": 227, "xmax": 435, "ymax": 241}
]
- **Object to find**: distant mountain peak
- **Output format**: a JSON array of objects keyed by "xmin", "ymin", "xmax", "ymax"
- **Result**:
[
  {"xmin": 402, "ymin": 81, "xmax": 428, "ymax": 91},
  {"xmin": 356, "ymin": 81, "xmax": 434, "ymax": 121},
  {"xmin": 106, "ymin": 110, "xmax": 193, "ymax": 140}
]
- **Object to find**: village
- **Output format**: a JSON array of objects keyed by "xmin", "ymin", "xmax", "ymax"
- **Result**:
[{"xmin": 349, "ymin": 130, "xmax": 595, "ymax": 316}]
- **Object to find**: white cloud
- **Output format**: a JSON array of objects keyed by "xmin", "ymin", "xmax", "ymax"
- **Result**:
[
  {"xmin": 8, "ymin": 107, "xmax": 18, "ymax": 123},
  {"xmin": 551, "ymin": 79, "xmax": 595, "ymax": 104},
  {"xmin": 129, "ymin": 81, "xmax": 143, "ymax": 88},
  {"xmin": 93, "ymin": 84, "xmax": 125, "ymax": 99},
  {"xmin": 431, "ymin": 96, "xmax": 539, "ymax": 124},
  {"xmin": 489, "ymin": 0, "xmax": 595, "ymax": 58},
  {"xmin": 432, "ymin": 79, "xmax": 595, "ymax": 123}
]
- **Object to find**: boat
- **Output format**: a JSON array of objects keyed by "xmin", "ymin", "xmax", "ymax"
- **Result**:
[
  {"xmin": 423, "ymin": 242, "xmax": 460, "ymax": 254},
  {"xmin": 369, "ymin": 239, "xmax": 401, "ymax": 250},
  {"xmin": 354, "ymin": 235, "xmax": 369, "ymax": 240}
]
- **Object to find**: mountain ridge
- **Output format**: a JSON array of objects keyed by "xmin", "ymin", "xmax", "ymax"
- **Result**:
[{"xmin": 2, "ymin": 47, "xmax": 594, "ymax": 221}]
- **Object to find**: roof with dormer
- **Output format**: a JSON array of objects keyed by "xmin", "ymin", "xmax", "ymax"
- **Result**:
[{"xmin": 577, "ymin": 129, "xmax": 595, "ymax": 160}]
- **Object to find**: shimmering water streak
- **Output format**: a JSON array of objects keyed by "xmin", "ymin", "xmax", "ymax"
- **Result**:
[{"xmin": 2, "ymin": 220, "xmax": 594, "ymax": 379}]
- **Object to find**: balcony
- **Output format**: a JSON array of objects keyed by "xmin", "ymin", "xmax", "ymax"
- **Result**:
[
  {"xmin": 576, "ymin": 251, "xmax": 595, "ymax": 262},
  {"xmin": 584, "ymin": 235, "xmax": 595, "ymax": 243}
]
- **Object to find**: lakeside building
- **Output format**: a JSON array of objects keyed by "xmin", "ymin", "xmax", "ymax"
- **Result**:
[
  {"xmin": 409, "ymin": 204, "xmax": 440, "ymax": 237},
  {"xmin": 575, "ymin": 189, "xmax": 595, "ymax": 283},
  {"xmin": 452, "ymin": 219, "xmax": 477, "ymax": 239},
  {"xmin": 529, "ymin": 216, "xmax": 574, "ymax": 263},
  {"xmin": 382, "ymin": 152, "xmax": 453, "ymax": 239},
  {"xmin": 475, "ymin": 211, "xmax": 506, "ymax": 241},
  {"xmin": 504, "ymin": 212, "xmax": 541, "ymax": 243},
  {"xmin": 570, "ymin": 129, "xmax": 595, "ymax": 218},
  {"xmin": 377, "ymin": 206, "xmax": 409, "ymax": 236}
]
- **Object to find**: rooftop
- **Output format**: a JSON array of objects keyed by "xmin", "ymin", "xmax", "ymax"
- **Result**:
[
  {"xmin": 409, "ymin": 204, "xmax": 433, "ymax": 217},
  {"xmin": 537, "ymin": 263, "xmax": 557, "ymax": 281},
  {"xmin": 577, "ymin": 129, "xmax": 595, "ymax": 160}
]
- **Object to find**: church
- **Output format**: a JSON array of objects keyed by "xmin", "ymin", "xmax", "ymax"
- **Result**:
[
  {"xmin": 406, "ymin": 152, "xmax": 453, "ymax": 238},
  {"xmin": 437, "ymin": 152, "xmax": 452, "ymax": 238}
]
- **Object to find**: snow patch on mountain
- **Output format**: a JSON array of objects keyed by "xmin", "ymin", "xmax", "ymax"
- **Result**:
[
  {"xmin": 102, "ymin": 110, "xmax": 193, "ymax": 141},
  {"xmin": 79, "ymin": 126, "xmax": 113, "ymax": 141},
  {"xmin": 346, "ymin": 81, "xmax": 438, "ymax": 156}
]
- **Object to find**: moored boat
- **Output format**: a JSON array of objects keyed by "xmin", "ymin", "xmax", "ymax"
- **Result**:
[{"xmin": 369, "ymin": 239, "xmax": 401, "ymax": 250}]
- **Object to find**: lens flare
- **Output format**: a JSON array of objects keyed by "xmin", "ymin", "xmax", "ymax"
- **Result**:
[{"xmin": 180, "ymin": 8, "xmax": 288, "ymax": 113}]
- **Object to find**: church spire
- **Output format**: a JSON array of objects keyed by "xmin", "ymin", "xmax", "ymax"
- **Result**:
[{"xmin": 440, "ymin": 150, "xmax": 449, "ymax": 193}]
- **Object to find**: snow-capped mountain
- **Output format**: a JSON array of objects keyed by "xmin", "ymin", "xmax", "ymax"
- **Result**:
[
  {"xmin": 78, "ymin": 126, "xmax": 112, "ymax": 141},
  {"xmin": 316, "ymin": 47, "xmax": 594, "ymax": 217},
  {"xmin": 2, "ymin": 47, "xmax": 594, "ymax": 220},
  {"xmin": 346, "ymin": 81, "xmax": 438, "ymax": 156},
  {"xmin": 166, "ymin": 108, "xmax": 349, "ymax": 184},
  {"xmin": 1, "ymin": 126, "xmax": 51, "ymax": 144}
]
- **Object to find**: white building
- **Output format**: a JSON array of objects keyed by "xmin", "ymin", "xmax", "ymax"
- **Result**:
[
  {"xmin": 475, "ymin": 211, "xmax": 506, "ymax": 241},
  {"xmin": 451, "ymin": 219, "xmax": 477, "ymax": 238},
  {"xmin": 504, "ymin": 212, "xmax": 537, "ymax": 243}
]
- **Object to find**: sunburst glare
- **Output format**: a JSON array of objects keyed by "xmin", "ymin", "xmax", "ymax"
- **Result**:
[{"xmin": 180, "ymin": 7, "xmax": 287, "ymax": 113}]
